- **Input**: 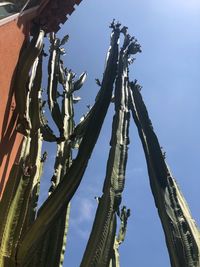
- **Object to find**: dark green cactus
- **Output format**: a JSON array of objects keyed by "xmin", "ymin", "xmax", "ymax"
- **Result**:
[
  {"xmin": 129, "ymin": 81, "xmax": 200, "ymax": 267},
  {"xmin": 80, "ymin": 25, "xmax": 140, "ymax": 267},
  {"xmin": 0, "ymin": 42, "xmax": 44, "ymax": 266},
  {"xmin": 47, "ymin": 33, "xmax": 65, "ymax": 137},
  {"xmin": 16, "ymin": 23, "xmax": 120, "ymax": 265},
  {"xmin": 1, "ymin": 17, "xmax": 198, "ymax": 267},
  {"xmin": 34, "ymin": 58, "xmax": 78, "ymax": 267}
]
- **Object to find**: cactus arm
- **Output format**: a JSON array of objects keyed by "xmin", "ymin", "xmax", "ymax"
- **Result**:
[
  {"xmin": 47, "ymin": 33, "xmax": 64, "ymax": 135},
  {"xmin": 15, "ymin": 30, "xmax": 44, "ymax": 133},
  {"xmin": 109, "ymin": 206, "xmax": 130, "ymax": 267},
  {"xmin": 110, "ymin": 239, "xmax": 120, "ymax": 267},
  {"xmin": 116, "ymin": 206, "xmax": 130, "ymax": 245},
  {"xmin": 16, "ymin": 23, "xmax": 121, "ymax": 265},
  {"xmin": 22, "ymin": 54, "xmax": 44, "ymax": 231},
  {"xmin": 129, "ymin": 83, "xmax": 200, "ymax": 267},
  {"xmin": 61, "ymin": 69, "xmax": 75, "ymax": 140},
  {"xmin": 38, "ymin": 105, "xmax": 58, "ymax": 142},
  {"xmin": 69, "ymin": 71, "xmax": 87, "ymax": 94}
]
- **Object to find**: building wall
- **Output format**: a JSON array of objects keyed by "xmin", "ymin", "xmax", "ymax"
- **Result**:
[{"xmin": 0, "ymin": 17, "xmax": 29, "ymax": 198}]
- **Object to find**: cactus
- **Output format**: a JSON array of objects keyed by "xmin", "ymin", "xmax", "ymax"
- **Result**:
[
  {"xmin": 15, "ymin": 22, "xmax": 120, "ymax": 265},
  {"xmin": 0, "ymin": 41, "xmax": 44, "ymax": 266},
  {"xmin": 34, "ymin": 58, "xmax": 78, "ymax": 267},
  {"xmin": 2, "ymin": 17, "xmax": 198, "ymax": 267},
  {"xmin": 129, "ymin": 81, "xmax": 200, "ymax": 267},
  {"xmin": 80, "ymin": 25, "xmax": 140, "ymax": 267},
  {"xmin": 47, "ymin": 33, "xmax": 64, "ymax": 136},
  {"xmin": 109, "ymin": 206, "xmax": 130, "ymax": 267},
  {"xmin": 15, "ymin": 29, "xmax": 44, "ymax": 134}
]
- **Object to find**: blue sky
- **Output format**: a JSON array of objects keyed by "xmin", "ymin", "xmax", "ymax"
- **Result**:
[{"xmin": 41, "ymin": 1, "xmax": 200, "ymax": 266}]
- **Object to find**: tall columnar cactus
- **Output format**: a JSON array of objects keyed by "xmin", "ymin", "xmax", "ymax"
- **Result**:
[
  {"xmin": 129, "ymin": 82, "xmax": 200, "ymax": 267},
  {"xmin": 16, "ymin": 22, "xmax": 121, "ymax": 265},
  {"xmin": 0, "ymin": 32, "xmax": 44, "ymax": 267},
  {"xmin": 1, "ymin": 18, "xmax": 199, "ymax": 267},
  {"xmin": 32, "ymin": 36, "xmax": 84, "ymax": 267},
  {"xmin": 80, "ymin": 25, "xmax": 141, "ymax": 267}
]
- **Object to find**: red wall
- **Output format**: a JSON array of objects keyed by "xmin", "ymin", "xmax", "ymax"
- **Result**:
[{"xmin": 0, "ymin": 18, "xmax": 29, "ymax": 198}]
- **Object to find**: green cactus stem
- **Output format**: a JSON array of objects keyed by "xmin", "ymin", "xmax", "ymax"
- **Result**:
[
  {"xmin": 0, "ymin": 49, "xmax": 44, "ymax": 266},
  {"xmin": 36, "ymin": 68, "xmax": 76, "ymax": 267},
  {"xmin": 15, "ymin": 29, "xmax": 44, "ymax": 134},
  {"xmin": 129, "ymin": 82, "xmax": 200, "ymax": 267},
  {"xmin": 16, "ymin": 22, "xmax": 121, "ymax": 265},
  {"xmin": 108, "ymin": 207, "xmax": 131, "ymax": 267},
  {"xmin": 47, "ymin": 33, "xmax": 64, "ymax": 136},
  {"xmin": 25, "ymin": 38, "xmax": 85, "ymax": 267},
  {"xmin": 22, "ymin": 54, "xmax": 44, "ymax": 232},
  {"xmin": 109, "ymin": 206, "xmax": 130, "ymax": 267},
  {"xmin": 80, "ymin": 27, "xmax": 140, "ymax": 267}
]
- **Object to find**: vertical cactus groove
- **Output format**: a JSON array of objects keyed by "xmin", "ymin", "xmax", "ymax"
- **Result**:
[
  {"xmin": 80, "ymin": 24, "xmax": 140, "ymax": 267},
  {"xmin": 129, "ymin": 82, "xmax": 200, "ymax": 267},
  {"xmin": 16, "ymin": 23, "xmax": 120, "ymax": 265}
]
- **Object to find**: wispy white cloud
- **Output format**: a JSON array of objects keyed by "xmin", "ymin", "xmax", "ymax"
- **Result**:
[
  {"xmin": 70, "ymin": 196, "xmax": 97, "ymax": 240},
  {"xmin": 78, "ymin": 197, "xmax": 95, "ymax": 222}
]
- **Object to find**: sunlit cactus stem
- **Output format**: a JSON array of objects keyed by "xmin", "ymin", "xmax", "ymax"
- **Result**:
[
  {"xmin": 16, "ymin": 22, "xmax": 121, "ymax": 265},
  {"xmin": 109, "ymin": 206, "xmax": 130, "ymax": 267},
  {"xmin": 15, "ymin": 30, "xmax": 44, "ymax": 134},
  {"xmin": 36, "ymin": 54, "xmax": 78, "ymax": 267},
  {"xmin": 0, "ymin": 39, "xmax": 44, "ymax": 267}
]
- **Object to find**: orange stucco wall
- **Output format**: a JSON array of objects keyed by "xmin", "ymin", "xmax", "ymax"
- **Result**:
[{"xmin": 0, "ymin": 18, "xmax": 29, "ymax": 198}]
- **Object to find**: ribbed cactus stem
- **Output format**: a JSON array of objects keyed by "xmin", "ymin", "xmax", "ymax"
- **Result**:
[
  {"xmin": 0, "ymin": 135, "xmax": 31, "ymax": 267},
  {"xmin": 47, "ymin": 32, "xmax": 64, "ymax": 136},
  {"xmin": 109, "ymin": 206, "xmax": 130, "ymax": 267},
  {"xmin": 129, "ymin": 82, "xmax": 200, "ymax": 267},
  {"xmin": 22, "ymin": 54, "xmax": 44, "ymax": 231},
  {"xmin": 0, "ymin": 44, "xmax": 45, "ymax": 266},
  {"xmin": 15, "ymin": 30, "xmax": 44, "ymax": 134},
  {"xmin": 17, "ymin": 22, "xmax": 120, "ymax": 265},
  {"xmin": 33, "ymin": 42, "xmax": 76, "ymax": 267},
  {"xmin": 80, "ymin": 24, "xmax": 140, "ymax": 267}
]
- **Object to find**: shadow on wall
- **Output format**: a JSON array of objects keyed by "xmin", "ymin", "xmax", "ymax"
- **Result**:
[{"xmin": 0, "ymin": 41, "xmax": 26, "ymax": 198}]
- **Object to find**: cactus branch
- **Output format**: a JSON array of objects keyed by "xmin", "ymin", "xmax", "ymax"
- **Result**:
[{"xmin": 129, "ymin": 82, "xmax": 200, "ymax": 267}]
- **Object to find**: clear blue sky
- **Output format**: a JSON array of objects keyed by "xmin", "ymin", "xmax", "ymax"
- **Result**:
[{"xmin": 42, "ymin": 1, "xmax": 200, "ymax": 266}]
